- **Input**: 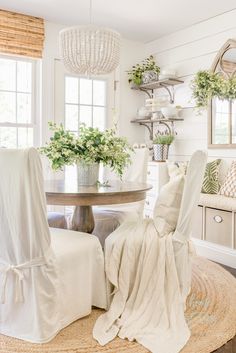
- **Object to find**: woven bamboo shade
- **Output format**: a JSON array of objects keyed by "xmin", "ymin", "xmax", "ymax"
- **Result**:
[{"xmin": 0, "ymin": 9, "xmax": 44, "ymax": 58}]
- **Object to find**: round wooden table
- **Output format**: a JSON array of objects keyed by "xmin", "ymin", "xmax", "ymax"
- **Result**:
[{"xmin": 45, "ymin": 180, "xmax": 152, "ymax": 233}]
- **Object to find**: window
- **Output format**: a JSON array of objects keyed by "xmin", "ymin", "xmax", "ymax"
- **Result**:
[
  {"xmin": 65, "ymin": 76, "xmax": 106, "ymax": 134},
  {"xmin": 0, "ymin": 56, "xmax": 37, "ymax": 148},
  {"xmin": 64, "ymin": 76, "xmax": 107, "ymax": 182}
]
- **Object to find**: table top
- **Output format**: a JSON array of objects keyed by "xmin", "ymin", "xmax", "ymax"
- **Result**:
[{"xmin": 45, "ymin": 179, "xmax": 152, "ymax": 206}]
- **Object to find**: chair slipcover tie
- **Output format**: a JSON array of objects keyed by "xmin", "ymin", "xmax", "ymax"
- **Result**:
[{"xmin": 0, "ymin": 253, "xmax": 49, "ymax": 304}]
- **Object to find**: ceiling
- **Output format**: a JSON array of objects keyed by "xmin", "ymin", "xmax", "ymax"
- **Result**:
[{"xmin": 1, "ymin": 0, "xmax": 236, "ymax": 42}]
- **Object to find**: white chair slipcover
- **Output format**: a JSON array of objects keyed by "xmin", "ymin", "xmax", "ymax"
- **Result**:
[
  {"xmin": 0, "ymin": 148, "xmax": 107, "ymax": 343},
  {"xmin": 93, "ymin": 148, "xmax": 149, "ymax": 246},
  {"xmin": 93, "ymin": 150, "xmax": 207, "ymax": 353},
  {"xmin": 172, "ymin": 150, "xmax": 208, "ymax": 303}
]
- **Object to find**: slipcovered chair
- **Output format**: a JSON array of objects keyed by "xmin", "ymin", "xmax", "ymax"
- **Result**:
[
  {"xmin": 93, "ymin": 147, "xmax": 149, "ymax": 247},
  {"xmin": 0, "ymin": 148, "xmax": 107, "ymax": 343},
  {"xmin": 93, "ymin": 150, "xmax": 207, "ymax": 353}
]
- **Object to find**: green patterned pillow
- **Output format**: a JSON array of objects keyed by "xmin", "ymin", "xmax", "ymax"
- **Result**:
[{"xmin": 201, "ymin": 159, "xmax": 221, "ymax": 194}]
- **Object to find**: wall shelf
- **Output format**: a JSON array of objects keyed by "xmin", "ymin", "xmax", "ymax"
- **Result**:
[
  {"xmin": 131, "ymin": 77, "xmax": 184, "ymax": 102},
  {"xmin": 131, "ymin": 118, "xmax": 184, "ymax": 140}
]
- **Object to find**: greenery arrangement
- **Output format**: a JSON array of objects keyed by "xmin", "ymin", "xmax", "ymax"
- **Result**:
[
  {"xmin": 153, "ymin": 131, "xmax": 175, "ymax": 145},
  {"xmin": 40, "ymin": 122, "xmax": 132, "ymax": 178},
  {"xmin": 127, "ymin": 55, "xmax": 160, "ymax": 86},
  {"xmin": 191, "ymin": 70, "xmax": 236, "ymax": 108}
]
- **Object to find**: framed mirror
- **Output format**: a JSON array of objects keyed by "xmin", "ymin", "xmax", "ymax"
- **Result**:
[{"xmin": 208, "ymin": 39, "xmax": 236, "ymax": 148}]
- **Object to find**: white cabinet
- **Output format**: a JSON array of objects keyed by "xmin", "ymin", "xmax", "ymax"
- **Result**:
[{"xmin": 144, "ymin": 162, "xmax": 169, "ymax": 218}]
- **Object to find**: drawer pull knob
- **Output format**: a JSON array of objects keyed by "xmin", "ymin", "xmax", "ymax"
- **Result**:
[
  {"xmin": 213, "ymin": 215, "xmax": 223, "ymax": 223},
  {"xmin": 147, "ymin": 171, "xmax": 151, "ymax": 175},
  {"xmin": 145, "ymin": 214, "xmax": 150, "ymax": 218},
  {"xmin": 146, "ymin": 201, "xmax": 150, "ymax": 205}
]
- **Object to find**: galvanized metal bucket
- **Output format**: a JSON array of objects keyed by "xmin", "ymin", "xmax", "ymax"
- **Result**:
[
  {"xmin": 77, "ymin": 162, "xmax": 99, "ymax": 186},
  {"xmin": 153, "ymin": 144, "xmax": 169, "ymax": 161}
]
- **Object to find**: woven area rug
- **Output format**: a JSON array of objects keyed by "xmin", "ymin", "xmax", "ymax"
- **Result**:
[{"xmin": 0, "ymin": 257, "xmax": 236, "ymax": 353}]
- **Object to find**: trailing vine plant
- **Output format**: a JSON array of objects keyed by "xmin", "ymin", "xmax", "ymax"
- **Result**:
[{"xmin": 191, "ymin": 70, "xmax": 236, "ymax": 109}]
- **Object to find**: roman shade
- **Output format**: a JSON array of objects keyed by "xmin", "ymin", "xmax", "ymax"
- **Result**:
[{"xmin": 0, "ymin": 9, "xmax": 44, "ymax": 58}]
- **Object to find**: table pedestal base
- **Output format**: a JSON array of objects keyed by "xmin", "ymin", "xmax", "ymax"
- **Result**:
[{"xmin": 71, "ymin": 206, "xmax": 95, "ymax": 234}]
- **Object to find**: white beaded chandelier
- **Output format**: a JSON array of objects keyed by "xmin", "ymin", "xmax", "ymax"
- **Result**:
[{"xmin": 59, "ymin": 1, "xmax": 121, "ymax": 76}]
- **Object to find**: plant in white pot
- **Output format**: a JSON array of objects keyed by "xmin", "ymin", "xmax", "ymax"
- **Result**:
[
  {"xmin": 153, "ymin": 131, "xmax": 175, "ymax": 162},
  {"xmin": 40, "ymin": 123, "xmax": 132, "ymax": 185},
  {"xmin": 127, "ymin": 55, "xmax": 160, "ymax": 86}
]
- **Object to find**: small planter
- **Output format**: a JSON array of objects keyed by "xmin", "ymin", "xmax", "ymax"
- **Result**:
[
  {"xmin": 153, "ymin": 144, "xmax": 170, "ymax": 162},
  {"xmin": 77, "ymin": 162, "xmax": 99, "ymax": 186},
  {"xmin": 142, "ymin": 70, "xmax": 159, "ymax": 84}
]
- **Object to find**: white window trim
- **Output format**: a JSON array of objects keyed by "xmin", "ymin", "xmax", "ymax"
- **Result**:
[
  {"xmin": 54, "ymin": 59, "xmax": 115, "ymax": 130},
  {"xmin": 0, "ymin": 54, "xmax": 40, "ymax": 147},
  {"xmin": 64, "ymin": 73, "xmax": 108, "ymax": 131}
]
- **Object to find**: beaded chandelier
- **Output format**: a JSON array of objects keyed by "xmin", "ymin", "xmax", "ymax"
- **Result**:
[{"xmin": 59, "ymin": 1, "xmax": 121, "ymax": 75}]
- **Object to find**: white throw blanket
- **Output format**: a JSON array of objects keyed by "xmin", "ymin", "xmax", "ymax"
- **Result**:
[
  {"xmin": 93, "ymin": 218, "xmax": 191, "ymax": 353},
  {"xmin": 93, "ymin": 151, "xmax": 208, "ymax": 353}
]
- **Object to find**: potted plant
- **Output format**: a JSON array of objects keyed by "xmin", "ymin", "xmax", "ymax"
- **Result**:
[
  {"xmin": 153, "ymin": 131, "xmax": 175, "ymax": 161},
  {"xmin": 191, "ymin": 70, "xmax": 236, "ymax": 109},
  {"xmin": 127, "ymin": 55, "xmax": 160, "ymax": 87},
  {"xmin": 40, "ymin": 123, "xmax": 132, "ymax": 185}
]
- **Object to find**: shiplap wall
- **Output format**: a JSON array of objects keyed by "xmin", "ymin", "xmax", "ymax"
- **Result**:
[{"xmin": 145, "ymin": 9, "xmax": 236, "ymax": 161}]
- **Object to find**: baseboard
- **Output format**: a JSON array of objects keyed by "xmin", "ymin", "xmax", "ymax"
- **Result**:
[{"xmin": 192, "ymin": 238, "xmax": 236, "ymax": 269}]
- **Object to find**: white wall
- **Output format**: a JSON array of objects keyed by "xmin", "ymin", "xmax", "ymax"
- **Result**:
[
  {"xmin": 41, "ymin": 21, "xmax": 145, "ymax": 145},
  {"xmin": 117, "ymin": 40, "xmax": 146, "ymax": 143},
  {"xmin": 145, "ymin": 9, "xmax": 236, "ymax": 161}
]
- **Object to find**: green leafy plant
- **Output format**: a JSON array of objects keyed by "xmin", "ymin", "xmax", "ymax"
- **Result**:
[
  {"xmin": 191, "ymin": 70, "xmax": 236, "ymax": 108},
  {"xmin": 127, "ymin": 55, "xmax": 160, "ymax": 86},
  {"xmin": 153, "ymin": 131, "xmax": 175, "ymax": 145},
  {"xmin": 40, "ymin": 123, "xmax": 132, "ymax": 178}
]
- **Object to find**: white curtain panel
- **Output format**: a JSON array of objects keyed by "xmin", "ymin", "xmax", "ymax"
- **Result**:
[
  {"xmin": 0, "ymin": 148, "xmax": 107, "ymax": 343},
  {"xmin": 93, "ymin": 150, "xmax": 207, "ymax": 353}
]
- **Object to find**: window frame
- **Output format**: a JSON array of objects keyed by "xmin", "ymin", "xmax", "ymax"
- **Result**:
[
  {"xmin": 0, "ymin": 54, "xmax": 39, "ymax": 148},
  {"xmin": 54, "ymin": 59, "xmax": 115, "ymax": 132},
  {"xmin": 64, "ymin": 73, "xmax": 108, "ymax": 133},
  {"xmin": 208, "ymin": 39, "xmax": 236, "ymax": 149}
]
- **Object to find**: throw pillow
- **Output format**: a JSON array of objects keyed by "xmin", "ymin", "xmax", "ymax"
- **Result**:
[
  {"xmin": 219, "ymin": 161, "xmax": 236, "ymax": 198},
  {"xmin": 201, "ymin": 159, "xmax": 221, "ymax": 194},
  {"xmin": 167, "ymin": 161, "xmax": 188, "ymax": 179},
  {"xmin": 153, "ymin": 174, "xmax": 185, "ymax": 236}
]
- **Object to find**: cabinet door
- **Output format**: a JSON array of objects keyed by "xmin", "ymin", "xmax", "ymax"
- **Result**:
[
  {"xmin": 205, "ymin": 208, "xmax": 232, "ymax": 247},
  {"xmin": 192, "ymin": 206, "xmax": 203, "ymax": 239},
  {"xmin": 144, "ymin": 209, "xmax": 153, "ymax": 219},
  {"xmin": 144, "ymin": 195, "xmax": 156, "ymax": 211},
  {"xmin": 147, "ymin": 162, "xmax": 169, "ymax": 196}
]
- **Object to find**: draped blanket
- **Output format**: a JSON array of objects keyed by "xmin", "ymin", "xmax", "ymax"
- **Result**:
[{"xmin": 93, "ymin": 219, "xmax": 191, "ymax": 353}]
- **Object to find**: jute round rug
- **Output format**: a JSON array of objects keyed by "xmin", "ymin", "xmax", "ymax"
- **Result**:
[{"xmin": 0, "ymin": 257, "xmax": 236, "ymax": 353}]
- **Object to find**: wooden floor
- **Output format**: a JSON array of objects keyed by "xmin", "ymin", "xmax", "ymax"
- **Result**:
[{"xmin": 212, "ymin": 264, "xmax": 236, "ymax": 353}]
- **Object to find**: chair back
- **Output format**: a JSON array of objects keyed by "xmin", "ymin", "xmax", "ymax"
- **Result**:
[
  {"xmin": 104, "ymin": 147, "xmax": 149, "ymax": 183},
  {"xmin": 0, "ymin": 148, "xmax": 60, "ymax": 341},
  {"xmin": 123, "ymin": 147, "xmax": 149, "ymax": 183},
  {"xmin": 0, "ymin": 148, "xmax": 51, "ymax": 264},
  {"xmin": 173, "ymin": 150, "xmax": 207, "ymax": 242},
  {"xmin": 172, "ymin": 150, "xmax": 207, "ymax": 303}
]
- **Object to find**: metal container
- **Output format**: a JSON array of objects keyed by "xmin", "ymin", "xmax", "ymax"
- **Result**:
[
  {"xmin": 153, "ymin": 144, "xmax": 169, "ymax": 161},
  {"xmin": 142, "ymin": 70, "xmax": 159, "ymax": 84},
  {"xmin": 77, "ymin": 162, "xmax": 99, "ymax": 186}
]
